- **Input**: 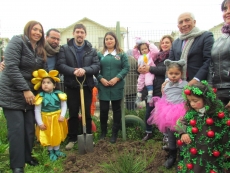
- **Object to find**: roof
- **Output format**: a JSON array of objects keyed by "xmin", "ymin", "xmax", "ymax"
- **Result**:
[
  {"xmin": 58, "ymin": 17, "xmax": 126, "ymax": 33},
  {"xmin": 209, "ymin": 22, "xmax": 224, "ymax": 31}
]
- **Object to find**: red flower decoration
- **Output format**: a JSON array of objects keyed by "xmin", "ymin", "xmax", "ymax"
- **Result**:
[
  {"xmin": 206, "ymin": 118, "xmax": 214, "ymax": 125},
  {"xmin": 190, "ymin": 120, "xmax": 196, "ymax": 126},
  {"xmin": 218, "ymin": 112, "xmax": 225, "ymax": 118},
  {"xmin": 212, "ymin": 88, "xmax": 217, "ymax": 93},
  {"xmin": 207, "ymin": 130, "xmax": 215, "ymax": 138},
  {"xmin": 184, "ymin": 89, "xmax": 191, "ymax": 95},
  {"xmin": 186, "ymin": 163, "xmax": 193, "ymax": 170}
]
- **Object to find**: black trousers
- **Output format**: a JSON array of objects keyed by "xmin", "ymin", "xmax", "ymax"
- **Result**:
[
  {"xmin": 99, "ymin": 100, "xmax": 121, "ymax": 130},
  {"xmin": 3, "ymin": 108, "xmax": 35, "ymax": 169},
  {"xmin": 66, "ymin": 86, "xmax": 92, "ymax": 142}
]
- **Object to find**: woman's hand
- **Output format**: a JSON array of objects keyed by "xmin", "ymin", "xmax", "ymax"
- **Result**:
[
  {"xmin": 109, "ymin": 77, "xmax": 119, "ymax": 86},
  {"xmin": 0, "ymin": 61, "xmax": 5, "ymax": 71},
  {"xmin": 58, "ymin": 116, "xmax": 65, "ymax": 122},
  {"xmin": 23, "ymin": 90, "xmax": 35, "ymax": 105},
  {"xmin": 181, "ymin": 134, "xmax": 191, "ymax": 144},
  {"xmin": 100, "ymin": 78, "xmax": 110, "ymax": 86},
  {"xmin": 138, "ymin": 65, "xmax": 150, "ymax": 74},
  {"xmin": 39, "ymin": 124, "xmax": 47, "ymax": 131}
]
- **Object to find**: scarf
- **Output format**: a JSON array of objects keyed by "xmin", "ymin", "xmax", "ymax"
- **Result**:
[
  {"xmin": 179, "ymin": 27, "xmax": 206, "ymax": 80},
  {"xmin": 221, "ymin": 23, "xmax": 230, "ymax": 34},
  {"xmin": 156, "ymin": 50, "xmax": 169, "ymax": 62},
  {"xmin": 44, "ymin": 41, "xmax": 60, "ymax": 57}
]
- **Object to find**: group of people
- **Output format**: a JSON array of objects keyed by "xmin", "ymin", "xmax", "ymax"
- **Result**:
[
  {"xmin": 0, "ymin": 21, "xmax": 129, "ymax": 172},
  {"xmin": 1, "ymin": 0, "xmax": 230, "ymax": 172},
  {"xmin": 136, "ymin": 0, "xmax": 230, "ymax": 172}
]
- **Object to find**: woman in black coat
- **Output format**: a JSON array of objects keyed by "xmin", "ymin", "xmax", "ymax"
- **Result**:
[
  {"xmin": 0, "ymin": 21, "xmax": 46, "ymax": 173},
  {"xmin": 138, "ymin": 35, "xmax": 174, "ymax": 141}
]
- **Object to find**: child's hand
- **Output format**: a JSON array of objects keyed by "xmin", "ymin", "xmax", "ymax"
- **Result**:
[
  {"xmin": 58, "ymin": 116, "xmax": 65, "ymax": 122},
  {"xmin": 225, "ymin": 102, "xmax": 230, "ymax": 112},
  {"xmin": 39, "ymin": 124, "xmax": 47, "ymax": 131},
  {"xmin": 181, "ymin": 134, "xmax": 191, "ymax": 144}
]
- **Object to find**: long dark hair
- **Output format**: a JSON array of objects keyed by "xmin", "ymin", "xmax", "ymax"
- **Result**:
[
  {"xmin": 23, "ymin": 20, "xmax": 46, "ymax": 61},
  {"xmin": 102, "ymin": 32, "xmax": 123, "ymax": 54},
  {"xmin": 221, "ymin": 0, "xmax": 230, "ymax": 11}
]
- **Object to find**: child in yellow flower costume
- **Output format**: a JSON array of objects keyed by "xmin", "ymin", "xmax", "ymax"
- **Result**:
[{"xmin": 32, "ymin": 69, "xmax": 68, "ymax": 161}]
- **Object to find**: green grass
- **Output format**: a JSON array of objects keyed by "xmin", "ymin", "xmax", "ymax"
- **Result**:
[{"xmin": 0, "ymin": 108, "xmax": 176, "ymax": 173}]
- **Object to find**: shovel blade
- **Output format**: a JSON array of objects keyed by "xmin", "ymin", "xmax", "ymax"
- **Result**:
[{"xmin": 77, "ymin": 134, "xmax": 94, "ymax": 155}]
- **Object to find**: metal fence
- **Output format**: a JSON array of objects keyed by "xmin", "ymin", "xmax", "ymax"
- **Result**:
[
  {"xmin": 0, "ymin": 26, "xmax": 223, "ymax": 115},
  {"xmin": 57, "ymin": 28, "xmax": 222, "ymax": 116}
]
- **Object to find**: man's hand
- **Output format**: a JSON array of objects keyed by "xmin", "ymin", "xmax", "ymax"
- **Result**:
[
  {"xmin": 188, "ymin": 79, "xmax": 198, "ymax": 86},
  {"xmin": 0, "ymin": 61, "xmax": 5, "ymax": 71},
  {"xmin": 181, "ymin": 134, "xmax": 191, "ymax": 144},
  {"xmin": 74, "ymin": 68, "xmax": 86, "ymax": 77}
]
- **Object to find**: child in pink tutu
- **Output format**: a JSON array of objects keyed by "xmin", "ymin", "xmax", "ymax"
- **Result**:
[
  {"xmin": 132, "ymin": 37, "xmax": 159, "ymax": 103},
  {"xmin": 147, "ymin": 59, "xmax": 187, "ymax": 169}
]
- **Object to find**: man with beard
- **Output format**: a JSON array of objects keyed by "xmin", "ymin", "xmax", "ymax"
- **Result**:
[
  {"xmin": 0, "ymin": 28, "xmax": 61, "ymax": 71},
  {"xmin": 56, "ymin": 24, "xmax": 100, "ymax": 150},
  {"xmin": 45, "ymin": 28, "xmax": 61, "ymax": 71}
]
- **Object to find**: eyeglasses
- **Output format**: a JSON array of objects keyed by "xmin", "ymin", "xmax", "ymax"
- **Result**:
[{"xmin": 50, "ymin": 36, "xmax": 61, "ymax": 41}]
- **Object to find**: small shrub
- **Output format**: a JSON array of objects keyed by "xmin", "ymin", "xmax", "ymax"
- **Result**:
[{"xmin": 101, "ymin": 151, "xmax": 147, "ymax": 173}]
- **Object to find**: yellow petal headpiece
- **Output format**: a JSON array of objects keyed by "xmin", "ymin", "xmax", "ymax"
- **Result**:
[{"xmin": 31, "ymin": 69, "xmax": 60, "ymax": 90}]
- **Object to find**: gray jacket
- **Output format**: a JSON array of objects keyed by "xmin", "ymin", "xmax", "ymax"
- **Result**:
[
  {"xmin": 0, "ymin": 35, "xmax": 46, "ymax": 110},
  {"xmin": 209, "ymin": 34, "xmax": 230, "ymax": 88}
]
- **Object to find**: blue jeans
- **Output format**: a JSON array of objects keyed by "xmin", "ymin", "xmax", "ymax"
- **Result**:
[{"xmin": 145, "ymin": 100, "xmax": 154, "ymax": 133}]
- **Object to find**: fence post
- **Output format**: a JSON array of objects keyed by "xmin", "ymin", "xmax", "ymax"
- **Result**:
[{"xmin": 116, "ymin": 21, "xmax": 126, "ymax": 141}]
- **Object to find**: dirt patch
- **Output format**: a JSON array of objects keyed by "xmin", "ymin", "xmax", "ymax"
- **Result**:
[{"xmin": 63, "ymin": 138, "xmax": 172, "ymax": 173}]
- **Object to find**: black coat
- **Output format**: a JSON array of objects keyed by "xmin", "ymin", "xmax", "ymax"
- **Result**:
[
  {"xmin": 0, "ymin": 35, "xmax": 46, "ymax": 110},
  {"xmin": 56, "ymin": 39, "xmax": 100, "ymax": 90},
  {"xmin": 169, "ymin": 31, "xmax": 214, "ymax": 81},
  {"xmin": 142, "ymin": 55, "xmax": 168, "ymax": 99}
]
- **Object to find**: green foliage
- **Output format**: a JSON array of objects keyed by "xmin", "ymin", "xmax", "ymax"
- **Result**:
[
  {"xmin": 0, "ymin": 110, "xmax": 8, "ymax": 144},
  {"xmin": 101, "ymin": 150, "xmax": 147, "ymax": 173},
  {"xmin": 126, "ymin": 126, "xmax": 143, "ymax": 140}
]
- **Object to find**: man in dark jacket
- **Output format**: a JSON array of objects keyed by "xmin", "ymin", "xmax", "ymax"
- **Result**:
[
  {"xmin": 169, "ymin": 12, "xmax": 214, "ymax": 86},
  {"xmin": 56, "ymin": 24, "xmax": 100, "ymax": 150},
  {"xmin": 166, "ymin": 12, "xmax": 214, "ymax": 169}
]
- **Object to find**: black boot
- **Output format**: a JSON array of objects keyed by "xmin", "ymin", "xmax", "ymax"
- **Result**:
[
  {"xmin": 110, "ymin": 132, "xmax": 118, "ymax": 143},
  {"xmin": 164, "ymin": 149, "xmax": 177, "ymax": 169},
  {"xmin": 100, "ymin": 124, "xmax": 107, "ymax": 140},
  {"xmin": 110, "ymin": 123, "xmax": 119, "ymax": 143}
]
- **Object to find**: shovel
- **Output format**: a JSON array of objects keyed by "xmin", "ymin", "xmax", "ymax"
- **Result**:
[{"xmin": 76, "ymin": 75, "xmax": 94, "ymax": 155}]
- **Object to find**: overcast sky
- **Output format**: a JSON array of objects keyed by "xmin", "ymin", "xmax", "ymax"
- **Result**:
[{"xmin": 0, "ymin": 0, "xmax": 224, "ymax": 39}]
